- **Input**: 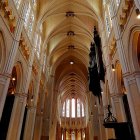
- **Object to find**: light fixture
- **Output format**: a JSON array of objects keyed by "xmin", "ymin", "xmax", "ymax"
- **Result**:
[
  {"xmin": 70, "ymin": 61, "xmax": 74, "ymax": 65},
  {"xmin": 12, "ymin": 77, "xmax": 16, "ymax": 81},
  {"xmin": 31, "ymin": 95, "xmax": 34, "ymax": 102},
  {"xmin": 136, "ymin": 8, "xmax": 140, "ymax": 19},
  {"xmin": 112, "ymin": 64, "xmax": 115, "ymax": 72},
  {"xmin": 11, "ymin": 91, "xmax": 14, "ymax": 95},
  {"xmin": 41, "ymin": 109, "xmax": 43, "ymax": 114},
  {"xmin": 94, "ymin": 102, "xmax": 97, "ymax": 107}
]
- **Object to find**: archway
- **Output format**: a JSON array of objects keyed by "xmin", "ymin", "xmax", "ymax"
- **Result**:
[
  {"xmin": 0, "ymin": 31, "xmax": 6, "ymax": 72},
  {"xmin": 129, "ymin": 29, "xmax": 140, "ymax": 72},
  {"xmin": 116, "ymin": 62, "xmax": 135, "ymax": 139},
  {"xmin": 137, "ymin": 33, "xmax": 140, "ymax": 67},
  {"xmin": 0, "ymin": 67, "xmax": 17, "ymax": 139}
]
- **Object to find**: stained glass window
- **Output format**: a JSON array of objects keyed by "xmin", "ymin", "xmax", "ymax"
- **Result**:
[
  {"xmin": 28, "ymin": 12, "xmax": 34, "ymax": 37},
  {"xmin": 66, "ymin": 99, "xmax": 70, "ymax": 117},
  {"xmin": 105, "ymin": 15, "xmax": 111, "ymax": 36},
  {"xmin": 71, "ymin": 98, "xmax": 75, "ymax": 118},
  {"xmin": 81, "ymin": 103, "xmax": 84, "ymax": 117},
  {"xmin": 62, "ymin": 98, "xmax": 85, "ymax": 118},
  {"xmin": 43, "ymin": 54, "xmax": 46, "ymax": 72},
  {"xmin": 108, "ymin": 6, "xmax": 112, "ymax": 27},
  {"xmin": 36, "ymin": 36, "xmax": 41, "ymax": 58},
  {"xmin": 77, "ymin": 99, "xmax": 81, "ymax": 117},
  {"xmin": 62, "ymin": 101, "xmax": 65, "ymax": 117},
  {"xmin": 24, "ymin": 3, "xmax": 31, "ymax": 28},
  {"xmin": 13, "ymin": 0, "xmax": 22, "ymax": 9}
]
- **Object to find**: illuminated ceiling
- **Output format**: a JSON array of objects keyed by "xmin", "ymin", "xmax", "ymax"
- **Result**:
[{"xmin": 37, "ymin": 0, "xmax": 103, "ymax": 104}]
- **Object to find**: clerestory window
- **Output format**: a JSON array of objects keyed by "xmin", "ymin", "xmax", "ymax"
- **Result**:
[{"xmin": 62, "ymin": 98, "xmax": 85, "ymax": 118}]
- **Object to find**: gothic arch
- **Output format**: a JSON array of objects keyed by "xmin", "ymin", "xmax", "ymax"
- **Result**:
[
  {"xmin": 0, "ymin": 31, "xmax": 7, "ymax": 72},
  {"xmin": 13, "ymin": 62, "xmax": 23, "ymax": 93},
  {"xmin": 128, "ymin": 26, "xmax": 140, "ymax": 73},
  {"xmin": 27, "ymin": 81, "xmax": 34, "ymax": 107},
  {"xmin": 103, "ymin": 80, "xmax": 111, "ymax": 106},
  {"xmin": 115, "ymin": 61, "xmax": 122, "ymax": 93}
]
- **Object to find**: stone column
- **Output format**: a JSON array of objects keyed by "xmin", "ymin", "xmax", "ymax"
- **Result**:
[
  {"xmin": 33, "ymin": 114, "xmax": 43, "ymax": 140},
  {"xmin": 97, "ymin": 100, "xmax": 106, "ymax": 140},
  {"xmin": 123, "ymin": 74, "xmax": 140, "ymax": 139},
  {"xmin": 75, "ymin": 129, "xmax": 77, "ymax": 140},
  {"xmin": 0, "ymin": 0, "xmax": 28, "ymax": 119},
  {"xmin": 23, "ymin": 64, "xmax": 42, "ymax": 140},
  {"xmin": 110, "ymin": 94, "xmax": 126, "ymax": 122},
  {"xmin": 80, "ymin": 129, "xmax": 82, "ymax": 140},
  {"xmin": 110, "ymin": 1, "xmax": 130, "ymax": 74},
  {"xmin": 23, "ymin": 106, "xmax": 37, "ymax": 140},
  {"xmin": 6, "ymin": 33, "xmax": 35, "ymax": 140},
  {"xmin": 63, "ymin": 129, "xmax": 66, "ymax": 140},
  {"xmin": 110, "ymin": 1, "xmax": 140, "ymax": 139},
  {"xmin": 44, "ymin": 75, "xmax": 55, "ymax": 139},
  {"xmin": 6, "ymin": 93, "xmax": 27, "ymax": 140}
]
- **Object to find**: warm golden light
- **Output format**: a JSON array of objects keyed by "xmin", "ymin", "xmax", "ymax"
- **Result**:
[
  {"xmin": 12, "ymin": 77, "xmax": 16, "ymax": 81},
  {"xmin": 70, "ymin": 61, "xmax": 74, "ymax": 65},
  {"xmin": 11, "ymin": 91, "xmax": 14, "ymax": 95},
  {"xmin": 112, "ymin": 64, "xmax": 115, "ymax": 72},
  {"xmin": 136, "ymin": 9, "xmax": 140, "ymax": 19}
]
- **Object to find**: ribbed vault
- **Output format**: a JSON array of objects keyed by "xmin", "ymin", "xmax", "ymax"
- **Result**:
[{"xmin": 36, "ymin": 0, "xmax": 102, "ymax": 126}]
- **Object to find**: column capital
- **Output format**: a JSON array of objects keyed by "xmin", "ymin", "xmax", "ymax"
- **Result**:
[
  {"xmin": 0, "ymin": 72, "xmax": 11, "ymax": 79},
  {"xmin": 110, "ymin": 93, "xmax": 123, "ymax": 98},
  {"xmin": 14, "ymin": 92, "xmax": 28, "ymax": 98},
  {"xmin": 26, "ymin": 105, "xmax": 36, "ymax": 110}
]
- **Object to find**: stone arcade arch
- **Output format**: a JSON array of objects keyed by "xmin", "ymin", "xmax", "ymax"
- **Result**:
[
  {"xmin": 0, "ymin": 63, "xmax": 23, "ymax": 139},
  {"xmin": 129, "ymin": 27, "xmax": 140, "ymax": 73},
  {"xmin": 0, "ymin": 31, "xmax": 6, "ymax": 72}
]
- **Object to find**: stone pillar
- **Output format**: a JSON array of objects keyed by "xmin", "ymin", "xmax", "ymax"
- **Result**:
[
  {"xmin": 110, "ymin": 1, "xmax": 140, "ymax": 139},
  {"xmin": 110, "ymin": 94, "xmax": 126, "ymax": 122},
  {"xmin": 111, "ymin": 0, "xmax": 140, "ymax": 140},
  {"xmin": 75, "ymin": 129, "xmax": 77, "ymax": 140},
  {"xmin": 83, "ymin": 128, "xmax": 87, "ymax": 140},
  {"xmin": 80, "ymin": 129, "xmax": 82, "ymax": 140},
  {"xmin": 63, "ymin": 129, "xmax": 66, "ymax": 140},
  {"xmin": 123, "ymin": 74, "xmax": 140, "ymax": 139},
  {"xmin": 23, "ymin": 106, "xmax": 36, "ymax": 140},
  {"xmin": 33, "ymin": 114, "xmax": 43, "ymax": 140},
  {"xmin": 6, "ymin": 30, "xmax": 35, "ymax": 140},
  {"xmin": 110, "ymin": 1, "xmax": 130, "ymax": 74},
  {"xmin": 6, "ymin": 93, "xmax": 27, "ymax": 140},
  {"xmin": 43, "ymin": 75, "xmax": 55, "ymax": 139},
  {"xmin": 0, "ymin": 0, "xmax": 28, "ymax": 119},
  {"xmin": 56, "ymin": 122, "xmax": 61, "ymax": 140},
  {"xmin": 96, "ymin": 99, "xmax": 106, "ymax": 140},
  {"xmin": 23, "ymin": 63, "xmax": 42, "ymax": 140}
]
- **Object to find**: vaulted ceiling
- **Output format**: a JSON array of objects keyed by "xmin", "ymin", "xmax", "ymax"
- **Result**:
[{"xmin": 37, "ymin": 0, "xmax": 103, "ymax": 105}]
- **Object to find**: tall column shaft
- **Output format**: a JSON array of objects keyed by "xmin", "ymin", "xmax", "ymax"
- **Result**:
[
  {"xmin": 110, "ymin": 1, "xmax": 140, "ymax": 139},
  {"xmin": 33, "ymin": 115, "xmax": 43, "ymax": 140},
  {"xmin": 6, "ymin": 33, "xmax": 35, "ymax": 140},
  {"xmin": 0, "ymin": 0, "xmax": 28, "ymax": 119},
  {"xmin": 23, "ymin": 59, "xmax": 42, "ymax": 140},
  {"xmin": 124, "ymin": 74, "xmax": 140, "ymax": 139},
  {"xmin": 6, "ymin": 93, "xmax": 27, "ymax": 140}
]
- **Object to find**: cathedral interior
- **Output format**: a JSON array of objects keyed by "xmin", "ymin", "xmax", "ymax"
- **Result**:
[{"xmin": 0, "ymin": 0, "xmax": 140, "ymax": 140}]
